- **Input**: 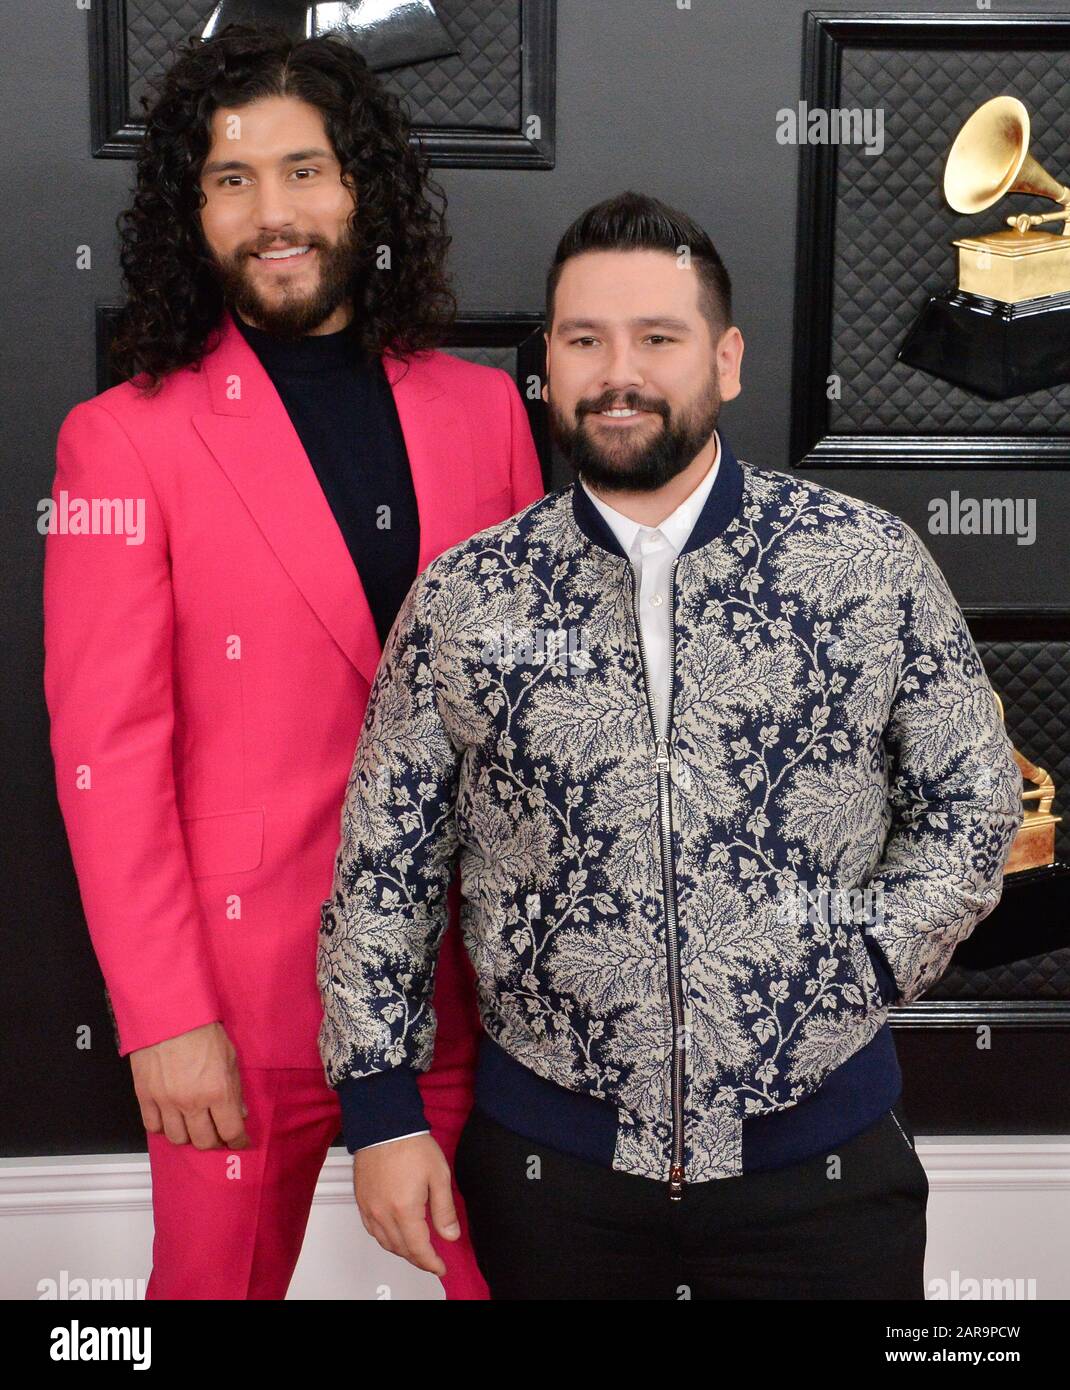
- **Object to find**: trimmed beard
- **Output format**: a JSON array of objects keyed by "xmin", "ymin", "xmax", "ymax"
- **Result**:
[
  {"xmin": 548, "ymin": 366, "xmax": 722, "ymax": 493},
  {"xmin": 209, "ymin": 220, "xmax": 362, "ymax": 341}
]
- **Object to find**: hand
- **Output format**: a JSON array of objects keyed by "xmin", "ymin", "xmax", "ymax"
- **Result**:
[
  {"xmin": 353, "ymin": 1134, "xmax": 461, "ymax": 1276},
  {"xmin": 129, "ymin": 1021, "xmax": 249, "ymax": 1150}
]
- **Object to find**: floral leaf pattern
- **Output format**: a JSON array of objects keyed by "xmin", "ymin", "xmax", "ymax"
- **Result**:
[{"xmin": 317, "ymin": 464, "xmax": 1023, "ymax": 1181}]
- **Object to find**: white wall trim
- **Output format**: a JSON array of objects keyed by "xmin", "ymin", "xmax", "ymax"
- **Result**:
[
  {"xmin": 919, "ymin": 1136, "xmax": 1070, "ymax": 1191},
  {"xmin": 4, "ymin": 1138, "xmax": 1067, "ymax": 1209},
  {"xmin": 0, "ymin": 1148, "xmax": 360, "ymax": 1214},
  {"xmin": 1, "ymin": 1138, "xmax": 1066, "ymax": 1300}
]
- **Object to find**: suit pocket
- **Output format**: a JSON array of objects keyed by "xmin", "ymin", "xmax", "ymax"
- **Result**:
[
  {"xmin": 889, "ymin": 1106, "xmax": 916, "ymax": 1154},
  {"xmin": 180, "ymin": 806, "xmax": 264, "ymax": 878},
  {"xmin": 887, "ymin": 1106, "xmax": 929, "ymax": 1200}
]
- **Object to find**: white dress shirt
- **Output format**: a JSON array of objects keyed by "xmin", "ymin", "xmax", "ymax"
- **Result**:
[
  {"xmin": 581, "ymin": 432, "xmax": 720, "ymax": 738},
  {"xmin": 357, "ymin": 435, "xmax": 720, "ymax": 1151}
]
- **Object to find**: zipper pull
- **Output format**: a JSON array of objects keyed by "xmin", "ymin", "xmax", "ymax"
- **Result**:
[
  {"xmin": 668, "ymin": 1164, "xmax": 686, "ymax": 1200},
  {"xmin": 654, "ymin": 737, "xmax": 671, "ymax": 772}
]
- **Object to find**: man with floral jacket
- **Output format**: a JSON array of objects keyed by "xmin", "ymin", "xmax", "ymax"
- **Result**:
[{"xmin": 318, "ymin": 192, "xmax": 1023, "ymax": 1299}]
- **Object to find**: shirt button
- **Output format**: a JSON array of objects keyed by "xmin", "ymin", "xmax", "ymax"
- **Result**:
[{"xmin": 650, "ymin": 593, "xmax": 664, "ymax": 607}]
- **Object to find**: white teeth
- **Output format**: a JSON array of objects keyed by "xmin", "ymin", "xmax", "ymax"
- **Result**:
[
  {"xmin": 601, "ymin": 408, "xmax": 639, "ymax": 417},
  {"xmin": 256, "ymin": 246, "xmax": 310, "ymax": 259}
]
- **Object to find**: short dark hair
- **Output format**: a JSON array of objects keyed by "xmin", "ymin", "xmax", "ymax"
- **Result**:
[{"xmin": 545, "ymin": 191, "xmax": 732, "ymax": 341}]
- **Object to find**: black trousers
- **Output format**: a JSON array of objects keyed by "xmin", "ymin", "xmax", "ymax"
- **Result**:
[{"xmin": 454, "ymin": 1103, "xmax": 928, "ymax": 1300}]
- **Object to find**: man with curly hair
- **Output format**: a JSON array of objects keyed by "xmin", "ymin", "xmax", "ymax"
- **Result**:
[{"xmin": 42, "ymin": 23, "xmax": 542, "ymax": 1300}]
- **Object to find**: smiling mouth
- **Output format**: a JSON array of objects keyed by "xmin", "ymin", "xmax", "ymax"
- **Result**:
[
  {"xmin": 251, "ymin": 245, "xmax": 314, "ymax": 264},
  {"xmin": 589, "ymin": 406, "xmax": 658, "ymax": 423}
]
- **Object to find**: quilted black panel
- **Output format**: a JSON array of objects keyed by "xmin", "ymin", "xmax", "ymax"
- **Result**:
[
  {"xmin": 930, "ymin": 950, "xmax": 1070, "ymax": 1000},
  {"xmin": 127, "ymin": 0, "xmax": 520, "ymax": 130},
  {"xmin": 831, "ymin": 45, "xmax": 1070, "ymax": 430}
]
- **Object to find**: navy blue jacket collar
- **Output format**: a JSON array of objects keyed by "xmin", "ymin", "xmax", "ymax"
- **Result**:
[{"xmin": 569, "ymin": 430, "xmax": 745, "ymax": 560}]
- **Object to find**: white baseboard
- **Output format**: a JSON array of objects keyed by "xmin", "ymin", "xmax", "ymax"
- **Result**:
[{"xmin": 1, "ymin": 1138, "xmax": 1066, "ymax": 1300}]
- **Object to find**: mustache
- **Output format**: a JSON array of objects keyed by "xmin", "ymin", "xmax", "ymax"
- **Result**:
[
  {"xmin": 578, "ymin": 392, "xmax": 669, "ymax": 417},
  {"xmin": 247, "ymin": 237, "xmax": 319, "ymax": 254},
  {"xmin": 242, "ymin": 233, "xmax": 329, "ymax": 256}
]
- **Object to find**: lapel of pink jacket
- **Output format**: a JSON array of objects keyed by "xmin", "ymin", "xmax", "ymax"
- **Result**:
[{"xmin": 191, "ymin": 308, "xmax": 474, "ymax": 690}]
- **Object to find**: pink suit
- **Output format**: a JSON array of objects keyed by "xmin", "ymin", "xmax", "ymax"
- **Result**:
[{"xmin": 43, "ymin": 308, "xmax": 545, "ymax": 1297}]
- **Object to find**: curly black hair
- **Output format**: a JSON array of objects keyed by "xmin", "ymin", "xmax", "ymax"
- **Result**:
[{"xmin": 110, "ymin": 23, "xmax": 456, "ymax": 393}]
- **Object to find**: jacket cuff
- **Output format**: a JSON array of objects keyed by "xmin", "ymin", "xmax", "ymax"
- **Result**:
[
  {"xmin": 336, "ymin": 1067, "xmax": 429, "ymax": 1153},
  {"xmin": 862, "ymin": 933, "xmax": 900, "ymax": 1007}
]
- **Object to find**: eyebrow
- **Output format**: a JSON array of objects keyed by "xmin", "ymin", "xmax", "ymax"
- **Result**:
[
  {"xmin": 554, "ymin": 317, "xmax": 693, "ymax": 334},
  {"xmin": 201, "ymin": 148, "xmax": 335, "ymax": 177}
]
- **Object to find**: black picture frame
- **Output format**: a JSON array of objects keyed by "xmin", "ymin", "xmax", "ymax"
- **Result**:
[
  {"xmin": 791, "ymin": 10, "xmax": 1070, "ymax": 471},
  {"xmin": 441, "ymin": 311, "xmax": 551, "ymax": 482},
  {"xmin": 89, "ymin": 0, "xmax": 556, "ymax": 169}
]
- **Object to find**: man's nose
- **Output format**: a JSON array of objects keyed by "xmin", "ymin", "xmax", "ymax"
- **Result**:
[
  {"xmin": 601, "ymin": 350, "xmax": 643, "ymax": 392},
  {"xmin": 252, "ymin": 180, "xmax": 301, "ymax": 231}
]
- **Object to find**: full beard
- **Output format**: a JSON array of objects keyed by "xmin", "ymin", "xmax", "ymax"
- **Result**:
[
  {"xmin": 550, "ymin": 371, "xmax": 722, "ymax": 493},
  {"xmin": 210, "ymin": 222, "xmax": 362, "ymax": 341}
]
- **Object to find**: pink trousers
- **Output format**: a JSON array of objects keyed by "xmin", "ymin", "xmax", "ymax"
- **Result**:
[{"xmin": 144, "ymin": 920, "xmax": 490, "ymax": 1300}]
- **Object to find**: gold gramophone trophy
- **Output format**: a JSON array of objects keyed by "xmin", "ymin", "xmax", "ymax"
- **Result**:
[
  {"xmin": 992, "ymin": 692, "xmax": 1061, "ymax": 875},
  {"xmin": 898, "ymin": 95, "xmax": 1070, "ymax": 398}
]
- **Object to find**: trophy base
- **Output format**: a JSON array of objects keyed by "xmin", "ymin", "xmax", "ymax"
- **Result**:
[
  {"xmin": 1006, "ymin": 813, "xmax": 1060, "ymax": 875},
  {"xmin": 897, "ymin": 287, "xmax": 1070, "ymax": 398},
  {"xmin": 954, "ymin": 229, "xmax": 1070, "ymax": 303}
]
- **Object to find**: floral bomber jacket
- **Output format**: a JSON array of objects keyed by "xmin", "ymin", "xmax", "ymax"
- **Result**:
[{"xmin": 317, "ymin": 431, "xmax": 1023, "ymax": 1190}]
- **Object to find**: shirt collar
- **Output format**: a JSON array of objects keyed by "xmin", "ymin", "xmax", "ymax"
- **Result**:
[{"xmin": 579, "ymin": 430, "xmax": 721, "ymax": 559}]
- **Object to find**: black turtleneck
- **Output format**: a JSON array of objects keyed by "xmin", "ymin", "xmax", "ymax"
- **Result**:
[{"xmin": 233, "ymin": 311, "xmax": 420, "ymax": 650}]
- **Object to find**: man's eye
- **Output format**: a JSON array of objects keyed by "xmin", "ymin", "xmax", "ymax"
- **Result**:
[
  {"xmin": 292, "ymin": 168, "xmax": 318, "ymax": 179},
  {"xmin": 647, "ymin": 335, "xmax": 674, "ymax": 344}
]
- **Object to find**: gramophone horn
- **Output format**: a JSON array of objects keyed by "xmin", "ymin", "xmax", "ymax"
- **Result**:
[{"xmin": 944, "ymin": 94, "xmax": 1070, "ymax": 215}]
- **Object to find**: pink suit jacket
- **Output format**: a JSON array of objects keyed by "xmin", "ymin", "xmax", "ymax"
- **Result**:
[{"xmin": 43, "ymin": 307, "xmax": 545, "ymax": 1296}]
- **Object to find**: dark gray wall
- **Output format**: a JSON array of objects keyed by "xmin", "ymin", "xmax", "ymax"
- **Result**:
[{"xmin": 4, "ymin": 0, "xmax": 1068, "ymax": 1154}]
